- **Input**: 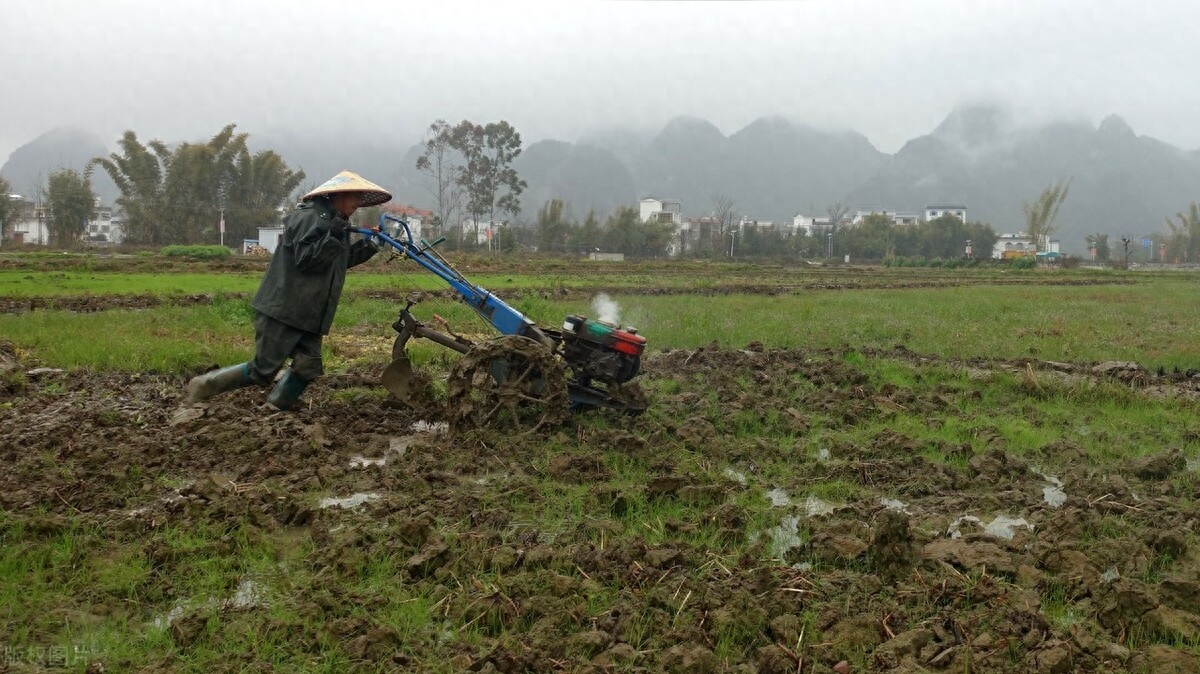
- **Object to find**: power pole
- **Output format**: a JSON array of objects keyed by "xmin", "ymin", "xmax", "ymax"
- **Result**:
[{"xmin": 219, "ymin": 208, "xmax": 225, "ymax": 247}]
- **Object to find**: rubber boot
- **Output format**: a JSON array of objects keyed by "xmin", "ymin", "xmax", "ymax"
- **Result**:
[
  {"xmin": 266, "ymin": 369, "xmax": 310, "ymax": 411},
  {"xmin": 187, "ymin": 363, "xmax": 253, "ymax": 403}
]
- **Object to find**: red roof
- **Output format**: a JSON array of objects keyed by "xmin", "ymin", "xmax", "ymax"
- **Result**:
[{"xmin": 383, "ymin": 204, "xmax": 434, "ymax": 218}]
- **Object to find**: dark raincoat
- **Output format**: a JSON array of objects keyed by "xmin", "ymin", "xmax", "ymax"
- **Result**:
[{"xmin": 251, "ymin": 199, "xmax": 377, "ymax": 336}]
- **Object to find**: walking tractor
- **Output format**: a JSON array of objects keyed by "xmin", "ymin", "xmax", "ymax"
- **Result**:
[{"xmin": 353, "ymin": 215, "xmax": 648, "ymax": 432}]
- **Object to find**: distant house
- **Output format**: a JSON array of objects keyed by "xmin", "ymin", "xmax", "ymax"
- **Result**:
[
  {"xmin": 792, "ymin": 214, "xmax": 832, "ymax": 236},
  {"xmin": 925, "ymin": 204, "xmax": 967, "ymax": 221},
  {"xmin": 677, "ymin": 215, "xmax": 720, "ymax": 256},
  {"xmin": 639, "ymin": 197, "xmax": 683, "ymax": 226},
  {"xmin": 3, "ymin": 195, "xmax": 122, "ymax": 246},
  {"xmin": 461, "ymin": 219, "xmax": 505, "ymax": 246},
  {"xmin": 993, "ymin": 232, "xmax": 1060, "ymax": 260},
  {"xmin": 84, "ymin": 202, "xmax": 123, "ymax": 244},
  {"xmin": 737, "ymin": 216, "xmax": 777, "ymax": 235},
  {"xmin": 6, "ymin": 196, "xmax": 48, "ymax": 245},
  {"xmin": 847, "ymin": 210, "xmax": 920, "ymax": 227},
  {"xmin": 257, "ymin": 226, "xmax": 285, "ymax": 254},
  {"xmin": 381, "ymin": 204, "xmax": 431, "ymax": 242}
]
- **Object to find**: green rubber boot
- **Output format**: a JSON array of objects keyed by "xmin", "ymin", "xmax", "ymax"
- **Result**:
[
  {"xmin": 186, "ymin": 363, "xmax": 253, "ymax": 403},
  {"xmin": 266, "ymin": 369, "xmax": 310, "ymax": 411}
]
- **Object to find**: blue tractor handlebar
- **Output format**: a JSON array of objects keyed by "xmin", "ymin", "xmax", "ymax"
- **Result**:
[{"xmin": 352, "ymin": 215, "xmax": 545, "ymax": 341}]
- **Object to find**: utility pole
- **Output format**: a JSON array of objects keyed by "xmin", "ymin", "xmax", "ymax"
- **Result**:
[{"xmin": 219, "ymin": 208, "xmax": 225, "ymax": 247}]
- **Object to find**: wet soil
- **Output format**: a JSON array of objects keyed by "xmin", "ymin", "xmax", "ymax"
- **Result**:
[{"xmin": 1, "ymin": 342, "xmax": 1197, "ymax": 672}]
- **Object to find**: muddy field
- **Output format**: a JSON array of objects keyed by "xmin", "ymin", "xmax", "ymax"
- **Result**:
[{"xmin": 2, "ymin": 333, "xmax": 1198, "ymax": 673}]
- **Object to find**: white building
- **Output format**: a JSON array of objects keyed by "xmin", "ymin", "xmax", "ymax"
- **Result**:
[
  {"xmin": 5, "ymin": 196, "xmax": 48, "ymax": 245},
  {"xmin": 925, "ymin": 204, "xmax": 967, "ymax": 221},
  {"xmin": 992, "ymin": 232, "xmax": 1061, "ymax": 260},
  {"xmin": 257, "ymin": 226, "xmax": 285, "ymax": 254},
  {"xmin": 792, "ymin": 214, "xmax": 832, "ymax": 236},
  {"xmin": 737, "ymin": 216, "xmax": 778, "ymax": 235},
  {"xmin": 84, "ymin": 203, "xmax": 124, "ymax": 244},
  {"xmin": 461, "ymin": 219, "xmax": 505, "ymax": 246},
  {"xmin": 639, "ymin": 197, "xmax": 683, "ymax": 226}
]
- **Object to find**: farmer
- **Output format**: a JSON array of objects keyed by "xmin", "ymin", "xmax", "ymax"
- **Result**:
[{"xmin": 186, "ymin": 170, "xmax": 392, "ymax": 410}]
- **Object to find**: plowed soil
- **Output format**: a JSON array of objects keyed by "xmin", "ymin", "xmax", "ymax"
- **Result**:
[{"xmin": 2, "ymin": 341, "xmax": 1198, "ymax": 673}]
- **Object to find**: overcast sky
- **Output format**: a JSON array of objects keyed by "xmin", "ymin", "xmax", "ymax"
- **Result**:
[{"xmin": 3, "ymin": 0, "xmax": 1199, "ymax": 162}]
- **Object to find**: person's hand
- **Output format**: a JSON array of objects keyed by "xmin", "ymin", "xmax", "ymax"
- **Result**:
[{"xmin": 330, "ymin": 217, "xmax": 351, "ymax": 234}]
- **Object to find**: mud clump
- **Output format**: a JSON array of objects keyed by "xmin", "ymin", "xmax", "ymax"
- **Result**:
[{"xmin": 869, "ymin": 510, "xmax": 917, "ymax": 579}]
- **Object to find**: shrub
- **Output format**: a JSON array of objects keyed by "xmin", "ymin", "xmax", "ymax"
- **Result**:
[{"xmin": 160, "ymin": 245, "xmax": 232, "ymax": 259}]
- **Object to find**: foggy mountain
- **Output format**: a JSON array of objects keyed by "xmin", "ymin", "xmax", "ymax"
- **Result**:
[
  {"xmin": 845, "ymin": 105, "xmax": 1200, "ymax": 249},
  {"xmin": 0, "ymin": 128, "xmax": 118, "ymax": 202},
  {"xmin": 6, "ymin": 107, "xmax": 1200, "ymax": 252}
]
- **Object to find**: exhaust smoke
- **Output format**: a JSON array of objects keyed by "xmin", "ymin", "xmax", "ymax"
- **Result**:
[{"xmin": 591, "ymin": 293, "xmax": 621, "ymax": 325}]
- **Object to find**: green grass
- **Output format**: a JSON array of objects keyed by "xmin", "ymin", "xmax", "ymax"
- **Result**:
[{"xmin": 5, "ymin": 277, "xmax": 1200, "ymax": 372}]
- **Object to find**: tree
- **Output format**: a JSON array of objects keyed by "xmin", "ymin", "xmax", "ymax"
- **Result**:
[
  {"xmin": 827, "ymin": 202, "xmax": 850, "ymax": 231},
  {"xmin": 1086, "ymin": 233, "xmax": 1111, "ymax": 262},
  {"xmin": 573, "ymin": 209, "xmax": 603, "ymax": 253},
  {"xmin": 45, "ymin": 168, "xmax": 95, "ymax": 247},
  {"xmin": 451, "ymin": 120, "xmax": 526, "ymax": 232},
  {"xmin": 0, "ymin": 175, "xmax": 20, "ymax": 245},
  {"xmin": 222, "ymin": 143, "xmax": 305, "ymax": 244},
  {"xmin": 1164, "ymin": 203, "xmax": 1200, "ymax": 262},
  {"xmin": 536, "ymin": 199, "xmax": 573, "ymax": 253},
  {"xmin": 415, "ymin": 119, "xmax": 464, "ymax": 238},
  {"xmin": 91, "ymin": 123, "xmax": 302, "ymax": 245},
  {"xmin": 711, "ymin": 195, "xmax": 737, "ymax": 254},
  {"xmin": 1023, "ymin": 180, "xmax": 1071, "ymax": 252},
  {"xmin": 90, "ymin": 130, "xmax": 169, "ymax": 244}
]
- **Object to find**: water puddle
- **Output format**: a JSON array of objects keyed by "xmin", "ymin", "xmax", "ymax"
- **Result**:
[
  {"xmin": 723, "ymin": 467, "xmax": 748, "ymax": 486},
  {"xmin": 804, "ymin": 496, "xmax": 837, "ymax": 517},
  {"xmin": 880, "ymin": 497, "xmax": 911, "ymax": 514},
  {"xmin": 152, "ymin": 577, "xmax": 268, "ymax": 629},
  {"xmin": 765, "ymin": 487, "xmax": 791, "ymax": 507},
  {"xmin": 768, "ymin": 515, "xmax": 802, "ymax": 560},
  {"xmin": 948, "ymin": 514, "xmax": 1033, "ymax": 540},
  {"xmin": 984, "ymin": 515, "xmax": 1033, "ymax": 540},
  {"xmin": 318, "ymin": 492, "xmax": 380, "ymax": 509},
  {"xmin": 348, "ymin": 455, "xmax": 387, "ymax": 469},
  {"xmin": 411, "ymin": 420, "xmax": 448, "ymax": 434},
  {"xmin": 1042, "ymin": 484, "xmax": 1067, "ymax": 508},
  {"xmin": 348, "ymin": 429, "xmax": 440, "ymax": 468},
  {"xmin": 1036, "ymin": 470, "xmax": 1068, "ymax": 508}
]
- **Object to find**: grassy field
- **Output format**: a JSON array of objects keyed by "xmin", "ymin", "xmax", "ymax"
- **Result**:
[{"xmin": 2, "ymin": 273, "xmax": 1199, "ymax": 372}]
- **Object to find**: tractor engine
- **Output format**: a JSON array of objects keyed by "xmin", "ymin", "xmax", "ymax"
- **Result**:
[{"xmin": 559, "ymin": 315, "xmax": 646, "ymax": 385}]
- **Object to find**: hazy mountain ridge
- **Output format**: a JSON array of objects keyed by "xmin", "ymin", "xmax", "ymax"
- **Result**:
[
  {"xmin": 847, "ymin": 106, "xmax": 1200, "ymax": 248},
  {"xmin": 6, "ymin": 107, "xmax": 1200, "ymax": 251}
]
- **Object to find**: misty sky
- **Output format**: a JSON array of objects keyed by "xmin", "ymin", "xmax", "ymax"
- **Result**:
[{"xmin": 4, "ymin": 0, "xmax": 1200, "ymax": 162}]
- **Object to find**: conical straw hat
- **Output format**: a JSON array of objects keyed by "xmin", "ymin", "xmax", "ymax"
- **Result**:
[{"xmin": 302, "ymin": 170, "xmax": 393, "ymax": 207}]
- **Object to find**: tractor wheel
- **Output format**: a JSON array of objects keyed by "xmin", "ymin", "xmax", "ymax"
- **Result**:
[{"xmin": 447, "ymin": 336, "xmax": 568, "ymax": 434}]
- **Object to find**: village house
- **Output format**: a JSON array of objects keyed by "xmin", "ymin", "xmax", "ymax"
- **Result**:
[
  {"xmin": 792, "ymin": 214, "xmax": 832, "ymax": 236},
  {"xmin": 381, "ymin": 204, "xmax": 432, "ymax": 242},
  {"xmin": 639, "ymin": 197, "xmax": 683, "ymax": 226},
  {"xmin": 925, "ymin": 204, "xmax": 967, "ymax": 221},
  {"xmin": 992, "ymin": 232, "xmax": 1061, "ymax": 260},
  {"xmin": 2, "ymin": 195, "xmax": 122, "ymax": 246},
  {"xmin": 847, "ymin": 210, "xmax": 921, "ymax": 227}
]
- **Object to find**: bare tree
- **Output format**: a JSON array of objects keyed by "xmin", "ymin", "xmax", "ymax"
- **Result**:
[
  {"xmin": 826, "ymin": 202, "xmax": 850, "ymax": 230},
  {"xmin": 415, "ymin": 119, "xmax": 464, "ymax": 238},
  {"xmin": 712, "ymin": 194, "xmax": 737, "ymax": 254},
  {"xmin": 0, "ymin": 175, "xmax": 19, "ymax": 246},
  {"xmin": 1024, "ymin": 180, "xmax": 1071, "ymax": 252}
]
